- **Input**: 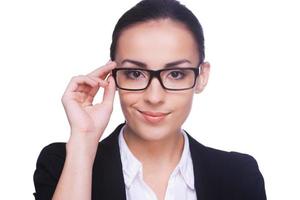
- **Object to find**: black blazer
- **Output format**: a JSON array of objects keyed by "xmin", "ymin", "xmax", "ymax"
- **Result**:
[{"xmin": 33, "ymin": 123, "xmax": 267, "ymax": 200}]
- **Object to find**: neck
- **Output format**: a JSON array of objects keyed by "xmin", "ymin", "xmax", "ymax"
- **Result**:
[{"xmin": 123, "ymin": 124, "xmax": 184, "ymax": 168}]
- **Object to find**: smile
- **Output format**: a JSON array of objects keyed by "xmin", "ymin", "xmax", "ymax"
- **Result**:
[{"xmin": 137, "ymin": 110, "xmax": 170, "ymax": 124}]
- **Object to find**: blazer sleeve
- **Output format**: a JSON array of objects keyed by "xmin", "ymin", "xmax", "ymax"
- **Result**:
[
  {"xmin": 230, "ymin": 152, "xmax": 267, "ymax": 200},
  {"xmin": 33, "ymin": 143, "xmax": 66, "ymax": 200}
]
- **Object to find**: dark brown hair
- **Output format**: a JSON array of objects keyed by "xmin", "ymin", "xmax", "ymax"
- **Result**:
[{"xmin": 110, "ymin": 0, "xmax": 205, "ymax": 65}]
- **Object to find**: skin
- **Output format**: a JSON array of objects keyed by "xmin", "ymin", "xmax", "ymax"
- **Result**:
[
  {"xmin": 53, "ymin": 18, "xmax": 209, "ymax": 200},
  {"xmin": 115, "ymin": 18, "xmax": 210, "ymax": 199}
]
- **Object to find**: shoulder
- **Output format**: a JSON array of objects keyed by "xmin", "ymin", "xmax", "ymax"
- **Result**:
[
  {"xmin": 187, "ymin": 134, "xmax": 266, "ymax": 199},
  {"xmin": 34, "ymin": 122, "xmax": 124, "ymax": 170},
  {"xmin": 187, "ymin": 132, "xmax": 261, "ymax": 171},
  {"xmin": 37, "ymin": 142, "xmax": 66, "ymax": 158},
  {"xmin": 33, "ymin": 143, "xmax": 67, "ymax": 199},
  {"xmin": 210, "ymin": 148, "xmax": 266, "ymax": 199},
  {"xmin": 34, "ymin": 124, "xmax": 122, "ymax": 180},
  {"xmin": 202, "ymin": 144, "xmax": 260, "ymax": 171},
  {"xmin": 188, "ymin": 132, "xmax": 258, "ymax": 168},
  {"xmin": 204, "ymin": 146, "xmax": 263, "ymax": 183},
  {"xmin": 35, "ymin": 142, "xmax": 67, "ymax": 172},
  {"xmin": 34, "ymin": 142, "xmax": 67, "ymax": 181}
]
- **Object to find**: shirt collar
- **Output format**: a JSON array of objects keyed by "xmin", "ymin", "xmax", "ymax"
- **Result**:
[
  {"xmin": 118, "ymin": 126, "xmax": 195, "ymax": 190},
  {"xmin": 118, "ymin": 126, "xmax": 142, "ymax": 188},
  {"xmin": 177, "ymin": 129, "xmax": 195, "ymax": 190}
]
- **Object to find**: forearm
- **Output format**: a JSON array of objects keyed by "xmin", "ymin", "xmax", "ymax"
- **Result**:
[{"xmin": 52, "ymin": 134, "xmax": 99, "ymax": 200}]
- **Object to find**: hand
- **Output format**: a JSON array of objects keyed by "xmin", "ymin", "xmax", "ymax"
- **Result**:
[{"xmin": 61, "ymin": 61, "xmax": 117, "ymax": 143}]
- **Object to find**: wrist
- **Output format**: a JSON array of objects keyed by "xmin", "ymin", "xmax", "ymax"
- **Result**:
[{"xmin": 66, "ymin": 134, "xmax": 100, "ymax": 161}]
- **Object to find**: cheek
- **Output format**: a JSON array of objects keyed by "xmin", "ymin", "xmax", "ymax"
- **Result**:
[
  {"xmin": 118, "ymin": 91, "xmax": 140, "ymax": 116},
  {"xmin": 170, "ymin": 92, "xmax": 194, "ymax": 119}
]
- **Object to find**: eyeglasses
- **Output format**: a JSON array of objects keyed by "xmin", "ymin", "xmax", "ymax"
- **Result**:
[{"xmin": 111, "ymin": 67, "xmax": 200, "ymax": 91}]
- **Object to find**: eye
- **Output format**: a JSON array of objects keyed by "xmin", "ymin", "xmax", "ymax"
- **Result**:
[
  {"xmin": 124, "ymin": 69, "xmax": 146, "ymax": 80},
  {"xmin": 168, "ymin": 70, "xmax": 186, "ymax": 80}
]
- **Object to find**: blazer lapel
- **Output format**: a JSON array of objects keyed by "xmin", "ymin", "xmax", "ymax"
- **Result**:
[
  {"xmin": 187, "ymin": 131, "xmax": 212, "ymax": 200},
  {"xmin": 92, "ymin": 122, "xmax": 127, "ymax": 200}
]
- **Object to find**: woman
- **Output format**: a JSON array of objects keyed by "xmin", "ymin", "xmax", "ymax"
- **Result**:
[{"xmin": 33, "ymin": 0, "xmax": 266, "ymax": 199}]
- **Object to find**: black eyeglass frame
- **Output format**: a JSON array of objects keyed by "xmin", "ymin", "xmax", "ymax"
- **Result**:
[{"xmin": 111, "ymin": 66, "xmax": 201, "ymax": 91}]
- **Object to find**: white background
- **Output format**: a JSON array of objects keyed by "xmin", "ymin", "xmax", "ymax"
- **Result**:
[{"xmin": 0, "ymin": 0, "xmax": 299, "ymax": 199}]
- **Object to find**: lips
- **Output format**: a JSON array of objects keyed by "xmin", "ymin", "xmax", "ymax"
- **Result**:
[
  {"xmin": 138, "ymin": 110, "xmax": 170, "ymax": 123},
  {"xmin": 140, "ymin": 110, "xmax": 169, "ymax": 117}
]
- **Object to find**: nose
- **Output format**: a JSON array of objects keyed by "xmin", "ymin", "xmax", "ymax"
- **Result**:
[{"xmin": 143, "ymin": 76, "xmax": 166, "ymax": 105}]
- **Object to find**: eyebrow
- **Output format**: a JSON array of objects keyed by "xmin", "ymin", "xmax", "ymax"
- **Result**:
[{"xmin": 120, "ymin": 59, "xmax": 191, "ymax": 68}]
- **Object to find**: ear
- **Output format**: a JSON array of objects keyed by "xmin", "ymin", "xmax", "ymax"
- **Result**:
[{"xmin": 195, "ymin": 62, "xmax": 210, "ymax": 94}]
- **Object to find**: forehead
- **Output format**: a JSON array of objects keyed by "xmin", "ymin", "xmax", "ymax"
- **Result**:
[{"xmin": 115, "ymin": 18, "xmax": 198, "ymax": 67}]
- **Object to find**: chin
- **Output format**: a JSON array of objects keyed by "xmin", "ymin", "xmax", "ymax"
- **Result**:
[
  {"xmin": 138, "ymin": 127, "xmax": 171, "ymax": 142},
  {"xmin": 125, "ymin": 118, "xmax": 180, "ymax": 142}
]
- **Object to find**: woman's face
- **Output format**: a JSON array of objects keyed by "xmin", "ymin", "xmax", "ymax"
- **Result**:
[{"xmin": 114, "ymin": 19, "xmax": 209, "ymax": 141}]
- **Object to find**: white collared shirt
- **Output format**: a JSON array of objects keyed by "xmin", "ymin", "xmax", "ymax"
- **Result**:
[{"xmin": 118, "ymin": 126, "xmax": 197, "ymax": 200}]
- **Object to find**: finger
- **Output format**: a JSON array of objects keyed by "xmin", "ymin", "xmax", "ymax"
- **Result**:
[
  {"xmin": 102, "ymin": 75, "xmax": 116, "ymax": 106},
  {"xmin": 85, "ymin": 76, "xmax": 108, "ymax": 98},
  {"xmin": 64, "ymin": 75, "xmax": 99, "ymax": 94},
  {"xmin": 87, "ymin": 61, "xmax": 117, "ymax": 80},
  {"xmin": 88, "ymin": 75, "xmax": 108, "ymax": 87},
  {"xmin": 83, "ymin": 76, "xmax": 109, "ymax": 103}
]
